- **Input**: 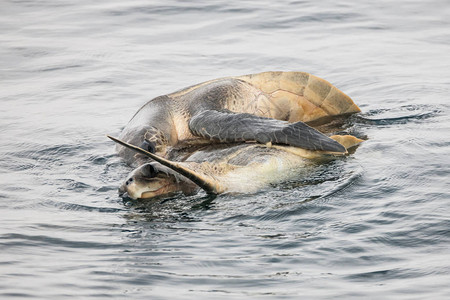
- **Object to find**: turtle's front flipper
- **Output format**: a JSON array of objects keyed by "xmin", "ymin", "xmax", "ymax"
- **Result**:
[{"xmin": 189, "ymin": 110, "xmax": 346, "ymax": 153}]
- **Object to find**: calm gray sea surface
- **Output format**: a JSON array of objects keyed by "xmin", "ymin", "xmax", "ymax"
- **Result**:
[{"xmin": 1, "ymin": 0, "xmax": 449, "ymax": 299}]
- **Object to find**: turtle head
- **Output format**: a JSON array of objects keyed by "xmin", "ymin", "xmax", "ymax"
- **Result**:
[
  {"xmin": 119, "ymin": 162, "xmax": 198, "ymax": 200},
  {"xmin": 117, "ymin": 126, "xmax": 170, "ymax": 166}
]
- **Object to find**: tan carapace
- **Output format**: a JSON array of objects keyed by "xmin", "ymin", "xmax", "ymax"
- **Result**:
[{"xmin": 111, "ymin": 71, "xmax": 363, "ymax": 200}]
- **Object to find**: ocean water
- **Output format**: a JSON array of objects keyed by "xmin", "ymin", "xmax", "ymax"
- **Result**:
[{"xmin": 1, "ymin": 0, "xmax": 449, "ymax": 299}]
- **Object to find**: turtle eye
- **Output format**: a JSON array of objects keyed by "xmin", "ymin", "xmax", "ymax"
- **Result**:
[
  {"xmin": 141, "ymin": 164, "xmax": 158, "ymax": 178},
  {"xmin": 140, "ymin": 140, "xmax": 156, "ymax": 153}
]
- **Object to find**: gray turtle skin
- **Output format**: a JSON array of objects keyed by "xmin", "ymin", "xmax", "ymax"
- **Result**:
[{"xmin": 117, "ymin": 72, "xmax": 360, "ymax": 166}]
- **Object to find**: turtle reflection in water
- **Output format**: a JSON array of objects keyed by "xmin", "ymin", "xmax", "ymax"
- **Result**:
[{"xmin": 109, "ymin": 71, "xmax": 363, "ymax": 200}]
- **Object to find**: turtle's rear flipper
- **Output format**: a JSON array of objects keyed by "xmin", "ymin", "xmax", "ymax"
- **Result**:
[{"xmin": 189, "ymin": 110, "xmax": 346, "ymax": 153}]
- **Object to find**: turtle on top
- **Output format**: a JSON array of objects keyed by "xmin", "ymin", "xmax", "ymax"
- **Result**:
[{"xmin": 109, "ymin": 71, "xmax": 363, "ymax": 200}]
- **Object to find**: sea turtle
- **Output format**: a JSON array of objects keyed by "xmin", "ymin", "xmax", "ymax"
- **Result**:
[
  {"xmin": 117, "ymin": 71, "xmax": 360, "ymax": 166},
  {"xmin": 111, "ymin": 71, "xmax": 362, "ymax": 199},
  {"xmin": 108, "ymin": 134, "xmax": 363, "ymax": 200}
]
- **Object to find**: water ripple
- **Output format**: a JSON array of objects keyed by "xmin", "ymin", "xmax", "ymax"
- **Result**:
[
  {"xmin": 356, "ymin": 105, "xmax": 440, "ymax": 125},
  {"xmin": 0, "ymin": 233, "xmax": 120, "ymax": 249},
  {"xmin": 42, "ymin": 200, "xmax": 125, "ymax": 213}
]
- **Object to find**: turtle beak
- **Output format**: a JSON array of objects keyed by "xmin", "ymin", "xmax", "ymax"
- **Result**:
[{"xmin": 118, "ymin": 188, "xmax": 130, "ymax": 199}]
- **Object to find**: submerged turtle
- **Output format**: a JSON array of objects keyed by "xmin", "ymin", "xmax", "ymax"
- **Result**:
[
  {"xmin": 108, "ymin": 134, "xmax": 363, "ymax": 200},
  {"xmin": 117, "ymin": 71, "xmax": 360, "ymax": 166}
]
